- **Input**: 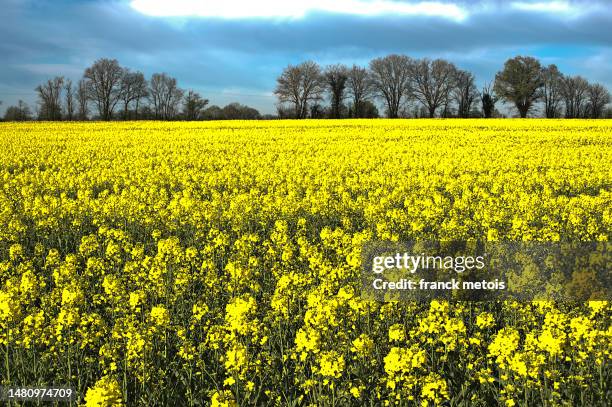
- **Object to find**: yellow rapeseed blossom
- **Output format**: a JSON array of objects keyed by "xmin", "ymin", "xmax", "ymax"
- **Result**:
[
  {"xmin": 84, "ymin": 375, "xmax": 123, "ymax": 407},
  {"xmin": 150, "ymin": 305, "xmax": 170, "ymax": 326}
]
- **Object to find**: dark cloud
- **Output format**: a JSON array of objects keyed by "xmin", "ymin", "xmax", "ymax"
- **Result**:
[{"xmin": 1, "ymin": 0, "xmax": 611, "ymax": 114}]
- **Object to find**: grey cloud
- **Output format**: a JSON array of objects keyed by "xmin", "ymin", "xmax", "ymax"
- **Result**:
[{"xmin": 0, "ymin": 0, "xmax": 611, "ymax": 114}]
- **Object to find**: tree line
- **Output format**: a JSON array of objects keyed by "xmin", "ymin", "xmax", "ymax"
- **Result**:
[
  {"xmin": 1, "ymin": 55, "xmax": 610, "ymax": 121},
  {"xmin": 2, "ymin": 58, "xmax": 263, "ymax": 121},
  {"xmin": 275, "ymin": 55, "xmax": 611, "ymax": 119}
]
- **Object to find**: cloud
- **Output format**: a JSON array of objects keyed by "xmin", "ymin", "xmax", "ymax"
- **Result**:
[
  {"xmin": 17, "ymin": 63, "xmax": 85, "ymax": 77},
  {"xmin": 0, "ymin": 0, "xmax": 611, "ymax": 115},
  {"xmin": 130, "ymin": 0, "xmax": 468, "ymax": 21},
  {"xmin": 511, "ymin": 1, "xmax": 573, "ymax": 13}
]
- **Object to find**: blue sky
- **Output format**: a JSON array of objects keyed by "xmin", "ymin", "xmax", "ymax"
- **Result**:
[{"xmin": 1, "ymin": 0, "xmax": 611, "ymax": 114}]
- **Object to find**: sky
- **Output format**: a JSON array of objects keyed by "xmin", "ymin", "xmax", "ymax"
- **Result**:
[{"xmin": 1, "ymin": 0, "xmax": 611, "ymax": 115}]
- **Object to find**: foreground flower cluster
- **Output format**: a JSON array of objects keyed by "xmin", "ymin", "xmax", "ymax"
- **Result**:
[{"xmin": 0, "ymin": 119, "xmax": 610, "ymax": 406}]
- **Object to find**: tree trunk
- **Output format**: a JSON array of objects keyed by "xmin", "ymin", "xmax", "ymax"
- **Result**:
[{"xmin": 389, "ymin": 103, "xmax": 398, "ymax": 119}]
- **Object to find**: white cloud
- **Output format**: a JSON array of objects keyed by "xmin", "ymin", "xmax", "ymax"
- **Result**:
[
  {"xmin": 130, "ymin": 0, "xmax": 468, "ymax": 21},
  {"xmin": 511, "ymin": 1, "xmax": 574, "ymax": 13},
  {"xmin": 17, "ymin": 63, "xmax": 84, "ymax": 77}
]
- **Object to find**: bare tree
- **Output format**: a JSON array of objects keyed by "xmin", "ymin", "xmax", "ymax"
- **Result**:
[
  {"xmin": 452, "ymin": 70, "xmax": 478, "ymax": 118},
  {"xmin": 309, "ymin": 103, "xmax": 326, "ymax": 119},
  {"xmin": 83, "ymin": 58, "xmax": 124, "ymax": 120},
  {"xmin": 586, "ymin": 83, "xmax": 610, "ymax": 119},
  {"xmin": 274, "ymin": 61, "xmax": 325, "ymax": 119},
  {"xmin": 148, "ymin": 73, "xmax": 184, "ymax": 120},
  {"xmin": 36, "ymin": 76, "xmax": 64, "ymax": 120},
  {"xmin": 494, "ymin": 56, "xmax": 543, "ymax": 118},
  {"xmin": 561, "ymin": 75, "xmax": 590, "ymax": 118},
  {"xmin": 355, "ymin": 100, "xmax": 379, "ymax": 118},
  {"xmin": 410, "ymin": 58, "xmax": 457, "ymax": 118},
  {"xmin": 77, "ymin": 79, "xmax": 89, "ymax": 120},
  {"xmin": 480, "ymin": 83, "xmax": 498, "ymax": 118},
  {"xmin": 4, "ymin": 100, "xmax": 32, "ymax": 121},
  {"xmin": 369, "ymin": 54, "xmax": 412, "ymax": 118},
  {"xmin": 63, "ymin": 79, "xmax": 75, "ymax": 120},
  {"xmin": 132, "ymin": 76, "xmax": 148, "ymax": 119},
  {"xmin": 275, "ymin": 104, "xmax": 294, "ymax": 119},
  {"xmin": 323, "ymin": 64, "xmax": 349, "ymax": 119},
  {"xmin": 120, "ymin": 70, "xmax": 147, "ymax": 120},
  {"xmin": 347, "ymin": 65, "xmax": 374, "ymax": 118},
  {"xmin": 541, "ymin": 64, "xmax": 563, "ymax": 118},
  {"xmin": 222, "ymin": 103, "xmax": 260, "ymax": 120},
  {"xmin": 182, "ymin": 90, "xmax": 209, "ymax": 120}
]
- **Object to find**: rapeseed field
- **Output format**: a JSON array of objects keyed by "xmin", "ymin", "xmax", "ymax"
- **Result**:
[{"xmin": 0, "ymin": 119, "xmax": 610, "ymax": 406}]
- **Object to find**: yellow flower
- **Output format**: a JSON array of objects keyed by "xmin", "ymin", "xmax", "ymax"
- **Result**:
[
  {"xmin": 420, "ymin": 374, "xmax": 449, "ymax": 405},
  {"xmin": 225, "ymin": 295, "xmax": 256, "ymax": 335},
  {"xmin": 351, "ymin": 334, "xmax": 374, "ymax": 357},
  {"xmin": 9, "ymin": 243, "xmax": 23, "ymax": 261},
  {"xmin": 150, "ymin": 306, "xmax": 170, "ymax": 326},
  {"xmin": 388, "ymin": 324, "xmax": 405, "ymax": 342},
  {"xmin": 129, "ymin": 292, "xmax": 141, "ymax": 309},
  {"xmin": 318, "ymin": 351, "xmax": 345, "ymax": 379},
  {"xmin": 224, "ymin": 343, "xmax": 247, "ymax": 373},
  {"xmin": 0, "ymin": 291, "xmax": 14, "ymax": 321},
  {"xmin": 384, "ymin": 345, "xmax": 426, "ymax": 376},
  {"xmin": 84, "ymin": 376, "xmax": 123, "ymax": 407},
  {"xmin": 476, "ymin": 312, "xmax": 495, "ymax": 329},
  {"xmin": 211, "ymin": 390, "xmax": 236, "ymax": 407}
]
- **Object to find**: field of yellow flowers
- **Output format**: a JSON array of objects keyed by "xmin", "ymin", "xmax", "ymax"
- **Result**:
[{"xmin": 0, "ymin": 119, "xmax": 610, "ymax": 406}]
